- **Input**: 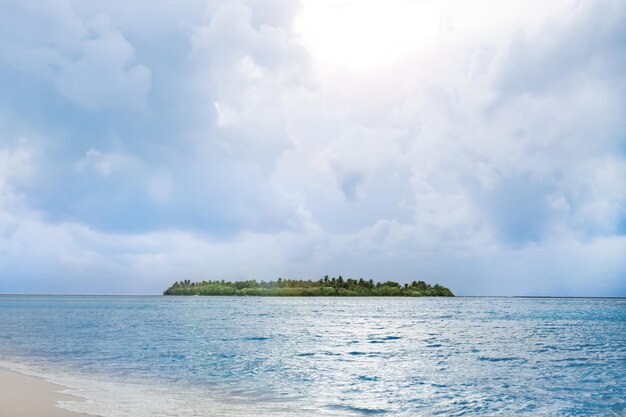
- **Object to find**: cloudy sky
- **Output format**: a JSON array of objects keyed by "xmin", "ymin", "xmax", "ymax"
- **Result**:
[{"xmin": 0, "ymin": 0, "xmax": 624, "ymax": 295}]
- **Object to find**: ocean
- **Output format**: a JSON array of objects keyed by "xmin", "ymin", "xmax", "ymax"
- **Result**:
[{"xmin": 0, "ymin": 295, "xmax": 624, "ymax": 416}]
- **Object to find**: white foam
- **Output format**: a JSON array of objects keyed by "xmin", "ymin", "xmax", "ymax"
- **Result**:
[{"xmin": 0, "ymin": 357, "xmax": 318, "ymax": 417}]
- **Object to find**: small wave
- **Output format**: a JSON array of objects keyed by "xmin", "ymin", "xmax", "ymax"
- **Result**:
[
  {"xmin": 478, "ymin": 356, "xmax": 526, "ymax": 363},
  {"xmin": 323, "ymin": 404, "xmax": 387, "ymax": 415},
  {"xmin": 243, "ymin": 336, "xmax": 271, "ymax": 341},
  {"xmin": 368, "ymin": 335, "xmax": 401, "ymax": 344}
]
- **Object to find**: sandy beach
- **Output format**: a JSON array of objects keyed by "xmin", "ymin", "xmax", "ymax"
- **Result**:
[{"xmin": 0, "ymin": 366, "xmax": 92, "ymax": 417}]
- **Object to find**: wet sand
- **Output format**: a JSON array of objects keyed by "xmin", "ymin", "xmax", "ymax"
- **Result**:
[{"xmin": 0, "ymin": 366, "xmax": 93, "ymax": 417}]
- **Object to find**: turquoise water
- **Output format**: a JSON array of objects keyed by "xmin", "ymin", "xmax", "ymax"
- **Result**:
[{"xmin": 0, "ymin": 296, "xmax": 624, "ymax": 416}]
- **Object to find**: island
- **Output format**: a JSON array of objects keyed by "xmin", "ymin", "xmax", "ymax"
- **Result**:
[{"xmin": 163, "ymin": 276, "xmax": 454, "ymax": 296}]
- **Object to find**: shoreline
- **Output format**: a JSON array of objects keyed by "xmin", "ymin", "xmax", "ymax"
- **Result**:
[{"xmin": 0, "ymin": 365, "xmax": 94, "ymax": 417}]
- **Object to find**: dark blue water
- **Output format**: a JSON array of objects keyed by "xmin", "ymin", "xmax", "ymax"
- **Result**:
[{"xmin": 0, "ymin": 296, "xmax": 624, "ymax": 416}]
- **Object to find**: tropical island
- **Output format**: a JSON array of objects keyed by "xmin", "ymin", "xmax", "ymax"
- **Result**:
[{"xmin": 163, "ymin": 276, "xmax": 454, "ymax": 297}]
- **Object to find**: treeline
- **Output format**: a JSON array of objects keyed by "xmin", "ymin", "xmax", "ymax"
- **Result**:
[{"xmin": 163, "ymin": 276, "xmax": 454, "ymax": 297}]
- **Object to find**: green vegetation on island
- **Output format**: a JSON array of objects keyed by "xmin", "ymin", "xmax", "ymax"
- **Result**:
[{"xmin": 163, "ymin": 276, "xmax": 454, "ymax": 297}]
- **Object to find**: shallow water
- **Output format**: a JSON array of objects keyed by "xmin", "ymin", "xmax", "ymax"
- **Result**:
[{"xmin": 0, "ymin": 296, "xmax": 624, "ymax": 416}]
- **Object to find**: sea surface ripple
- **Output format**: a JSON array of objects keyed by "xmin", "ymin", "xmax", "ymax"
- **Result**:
[{"xmin": 0, "ymin": 296, "xmax": 624, "ymax": 416}]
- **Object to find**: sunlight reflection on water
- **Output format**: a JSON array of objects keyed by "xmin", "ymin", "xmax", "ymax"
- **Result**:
[{"xmin": 0, "ymin": 296, "xmax": 624, "ymax": 416}]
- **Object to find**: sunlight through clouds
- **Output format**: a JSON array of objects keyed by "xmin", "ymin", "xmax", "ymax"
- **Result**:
[{"xmin": 0, "ymin": 0, "xmax": 624, "ymax": 295}]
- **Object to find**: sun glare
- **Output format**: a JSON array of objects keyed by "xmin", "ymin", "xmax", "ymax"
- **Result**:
[
  {"xmin": 295, "ymin": 0, "xmax": 441, "ymax": 71},
  {"xmin": 295, "ymin": 0, "xmax": 573, "ymax": 73}
]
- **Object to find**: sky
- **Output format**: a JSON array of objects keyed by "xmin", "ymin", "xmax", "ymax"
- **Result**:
[{"xmin": 0, "ymin": 0, "xmax": 624, "ymax": 296}]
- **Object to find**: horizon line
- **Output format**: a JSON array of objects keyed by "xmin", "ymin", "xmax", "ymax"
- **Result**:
[{"xmin": 0, "ymin": 293, "xmax": 624, "ymax": 299}]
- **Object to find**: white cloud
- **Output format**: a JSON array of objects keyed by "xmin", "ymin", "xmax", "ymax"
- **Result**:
[
  {"xmin": 0, "ymin": 142, "xmax": 35, "ymax": 193},
  {"xmin": 0, "ymin": 2, "xmax": 151, "ymax": 110},
  {"xmin": 75, "ymin": 149, "xmax": 134, "ymax": 177},
  {"xmin": 52, "ymin": 22, "xmax": 152, "ymax": 111},
  {"xmin": 0, "ymin": 0, "xmax": 624, "ymax": 295}
]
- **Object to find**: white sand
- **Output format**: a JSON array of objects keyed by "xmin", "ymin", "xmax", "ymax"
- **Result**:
[{"xmin": 0, "ymin": 366, "xmax": 94, "ymax": 417}]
